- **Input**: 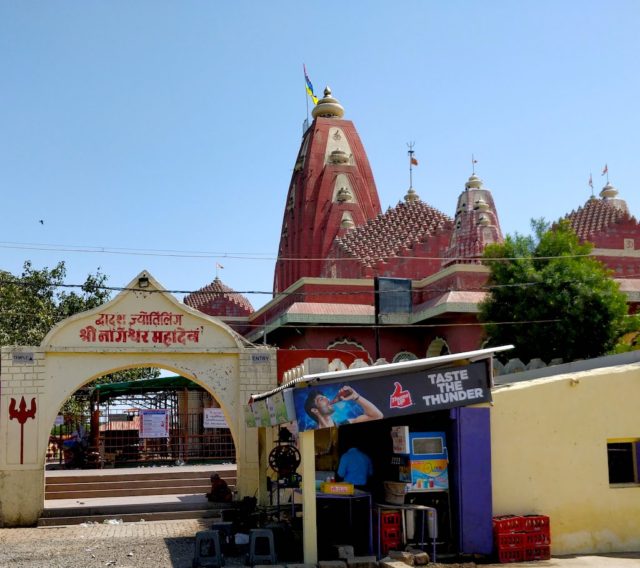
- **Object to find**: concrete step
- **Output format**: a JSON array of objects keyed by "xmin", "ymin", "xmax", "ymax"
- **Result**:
[
  {"xmin": 38, "ymin": 508, "xmax": 223, "ymax": 526},
  {"xmin": 44, "ymin": 466, "xmax": 236, "ymax": 500},
  {"xmin": 46, "ymin": 478, "xmax": 218, "ymax": 492},
  {"xmin": 46, "ymin": 484, "xmax": 214, "ymax": 500},
  {"xmin": 45, "ymin": 468, "xmax": 236, "ymax": 485},
  {"xmin": 40, "ymin": 466, "xmax": 238, "ymax": 526},
  {"xmin": 40, "ymin": 490, "xmax": 237, "ymax": 527}
]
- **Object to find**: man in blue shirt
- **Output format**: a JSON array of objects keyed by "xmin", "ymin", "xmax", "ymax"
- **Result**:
[{"xmin": 337, "ymin": 446, "xmax": 373, "ymax": 491}]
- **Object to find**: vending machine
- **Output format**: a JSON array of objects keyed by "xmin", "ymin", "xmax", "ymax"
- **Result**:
[
  {"xmin": 390, "ymin": 427, "xmax": 449, "ymax": 491},
  {"xmin": 389, "ymin": 427, "xmax": 452, "ymax": 551}
]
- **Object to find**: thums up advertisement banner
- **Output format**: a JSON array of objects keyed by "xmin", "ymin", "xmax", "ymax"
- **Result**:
[{"xmin": 292, "ymin": 361, "xmax": 491, "ymax": 432}]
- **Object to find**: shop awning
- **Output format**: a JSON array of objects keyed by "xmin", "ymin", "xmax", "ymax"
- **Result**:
[
  {"xmin": 246, "ymin": 345, "xmax": 513, "ymax": 430},
  {"xmin": 92, "ymin": 375, "xmax": 202, "ymax": 403}
]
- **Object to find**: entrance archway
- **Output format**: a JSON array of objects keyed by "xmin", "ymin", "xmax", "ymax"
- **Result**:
[{"xmin": 0, "ymin": 271, "xmax": 276, "ymax": 526}]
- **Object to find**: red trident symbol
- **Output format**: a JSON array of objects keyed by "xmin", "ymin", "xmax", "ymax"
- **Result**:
[{"xmin": 9, "ymin": 397, "xmax": 37, "ymax": 465}]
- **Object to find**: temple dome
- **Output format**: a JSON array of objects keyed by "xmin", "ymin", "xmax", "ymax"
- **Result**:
[
  {"xmin": 312, "ymin": 87, "xmax": 345, "ymax": 119},
  {"xmin": 465, "ymin": 174, "xmax": 483, "ymax": 190},
  {"xmin": 404, "ymin": 187, "xmax": 420, "ymax": 203},
  {"xmin": 600, "ymin": 182, "xmax": 619, "ymax": 199},
  {"xmin": 184, "ymin": 277, "xmax": 254, "ymax": 318}
]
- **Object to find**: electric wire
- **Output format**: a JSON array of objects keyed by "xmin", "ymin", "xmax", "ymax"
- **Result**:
[{"xmin": 0, "ymin": 240, "xmax": 595, "ymax": 262}]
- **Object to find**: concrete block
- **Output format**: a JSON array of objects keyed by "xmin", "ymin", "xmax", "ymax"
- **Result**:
[
  {"xmin": 345, "ymin": 556, "xmax": 377, "ymax": 568},
  {"xmin": 409, "ymin": 552, "xmax": 429, "ymax": 566},
  {"xmin": 378, "ymin": 561, "xmax": 409, "ymax": 568},
  {"xmin": 318, "ymin": 561, "xmax": 347, "ymax": 568},
  {"xmin": 333, "ymin": 545, "xmax": 355, "ymax": 559},
  {"xmin": 388, "ymin": 551, "xmax": 414, "ymax": 565}
]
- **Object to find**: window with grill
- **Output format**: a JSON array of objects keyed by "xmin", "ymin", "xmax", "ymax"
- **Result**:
[{"xmin": 607, "ymin": 439, "xmax": 640, "ymax": 485}]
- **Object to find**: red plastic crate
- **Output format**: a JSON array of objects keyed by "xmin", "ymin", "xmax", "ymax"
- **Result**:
[
  {"xmin": 382, "ymin": 527, "xmax": 402, "ymax": 542},
  {"xmin": 381, "ymin": 539, "xmax": 403, "ymax": 555},
  {"xmin": 380, "ymin": 511, "xmax": 402, "ymax": 527},
  {"xmin": 522, "ymin": 515, "xmax": 550, "ymax": 533},
  {"xmin": 524, "ymin": 545, "xmax": 551, "ymax": 561},
  {"xmin": 525, "ymin": 530, "xmax": 551, "ymax": 547},
  {"xmin": 493, "ymin": 515, "xmax": 524, "ymax": 534},
  {"xmin": 495, "ymin": 532, "xmax": 526, "ymax": 550},
  {"xmin": 497, "ymin": 548, "xmax": 525, "ymax": 563}
]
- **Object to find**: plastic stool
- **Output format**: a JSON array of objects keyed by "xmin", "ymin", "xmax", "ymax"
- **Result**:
[
  {"xmin": 247, "ymin": 528, "xmax": 277, "ymax": 566},
  {"xmin": 193, "ymin": 530, "xmax": 224, "ymax": 568},
  {"xmin": 210, "ymin": 522, "xmax": 235, "ymax": 554}
]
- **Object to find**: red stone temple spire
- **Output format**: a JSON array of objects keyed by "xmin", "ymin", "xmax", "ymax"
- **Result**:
[{"xmin": 274, "ymin": 87, "xmax": 382, "ymax": 293}]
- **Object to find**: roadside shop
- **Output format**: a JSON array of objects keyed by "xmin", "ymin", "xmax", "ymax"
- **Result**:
[{"xmin": 247, "ymin": 346, "xmax": 512, "ymax": 563}]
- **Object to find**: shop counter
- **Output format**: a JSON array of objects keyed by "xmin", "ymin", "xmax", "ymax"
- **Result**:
[{"xmin": 316, "ymin": 490, "xmax": 373, "ymax": 556}]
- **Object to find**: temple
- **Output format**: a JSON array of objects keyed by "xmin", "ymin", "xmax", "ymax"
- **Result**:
[{"xmin": 188, "ymin": 87, "xmax": 640, "ymax": 366}]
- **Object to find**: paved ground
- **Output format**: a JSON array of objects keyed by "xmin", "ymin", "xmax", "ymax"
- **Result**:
[{"xmin": 1, "ymin": 519, "xmax": 640, "ymax": 568}]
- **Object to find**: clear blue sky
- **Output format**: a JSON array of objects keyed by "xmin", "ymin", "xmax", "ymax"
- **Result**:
[{"xmin": 2, "ymin": 1, "xmax": 639, "ymax": 310}]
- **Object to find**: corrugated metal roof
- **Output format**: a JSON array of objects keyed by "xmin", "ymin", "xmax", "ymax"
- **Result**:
[
  {"xmin": 286, "ymin": 302, "xmax": 374, "ymax": 315},
  {"xmin": 250, "ymin": 345, "xmax": 513, "ymax": 402}
]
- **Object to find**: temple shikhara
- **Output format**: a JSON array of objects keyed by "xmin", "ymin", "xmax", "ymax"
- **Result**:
[{"xmin": 186, "ymin": 87, "xmax": 640, "ymax": 366}]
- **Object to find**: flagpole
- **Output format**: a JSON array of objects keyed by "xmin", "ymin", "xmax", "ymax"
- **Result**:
[
  {"xmin": 407, "ymin": 141, "xmax": 415, "ymax": 189},
  {"xmin": 304, "ymin": 64, "xmax": 309, "ymax": 128},
  {"xmin": 472, "ymin": 154, "xmax": 476, "ymax": 175}
]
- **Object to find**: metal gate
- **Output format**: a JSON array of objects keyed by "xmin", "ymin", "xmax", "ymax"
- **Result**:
[{"xmin": 47, "ymin": 377, "xmax": 236, "ymax": 469}]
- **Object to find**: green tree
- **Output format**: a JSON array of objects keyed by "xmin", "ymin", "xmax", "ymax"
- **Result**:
[
  {"xmin": 0, "ymin": 261, "xmax": 111, "ymax": 346},
  {"xmin": 479, "ymin": 220, "xmax": 631, "ymax": 363},
  {"xmin": 0, "ymin": 261, "xmax": 159, "ymax": 397}
]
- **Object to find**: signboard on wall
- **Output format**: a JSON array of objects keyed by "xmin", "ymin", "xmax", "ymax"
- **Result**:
[
  {"xmin": 12, "ymin": 351, "xmax": 34, "ymax": 364},
  {"xmin": 140, "ymin": 409, "xmax": 169, "ymax": 438},
  {"xmin": 77, "ymin": 311, "xmax": 204, "ymax": 347},
  {"xmin": 244, "ymin": 389, "xmax": 296, "ymax": 428},
  {"xmin": 292, "ymin": 361, "xmax": 491, "ymax": 432},
  {"xmin": 249, "ymin": 399, "xmax": 271, "ymax": 428}
]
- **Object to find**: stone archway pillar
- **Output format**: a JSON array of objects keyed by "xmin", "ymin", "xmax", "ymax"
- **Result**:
[{"xmin": 235, "ymin": 351, "xmax": 278, "ymax": 500}]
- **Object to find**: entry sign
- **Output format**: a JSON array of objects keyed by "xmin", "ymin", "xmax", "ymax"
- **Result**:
[
  {"xmin": 293, "ymin": 361, "xmax": 491, "ymax": 432},
  {"xmin": 203, "ymin": 408, "xmax": 229, "ymax": 429},
  {"xmin": 140, "ymin": 409, "xmax": 169, "ymax": 438}
]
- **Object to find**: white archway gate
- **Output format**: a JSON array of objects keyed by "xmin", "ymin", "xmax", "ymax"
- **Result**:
[{"xmin": 0, "ymin": 271, "xmax": 276, "ymax": 527}]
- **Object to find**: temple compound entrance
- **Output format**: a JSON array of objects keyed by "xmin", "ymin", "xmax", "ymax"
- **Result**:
[{"xmin": 0, "ymin": 271, "xmax": 276, "ymax": 526}]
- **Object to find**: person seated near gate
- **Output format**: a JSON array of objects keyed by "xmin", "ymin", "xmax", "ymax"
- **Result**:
[
  {"xmin": 206, "ymin": 472, "xmax": 232, "ymax": 503},
  {"xmin": 336, "ymin": 446, "xmax": 374, "ymax": 492}
]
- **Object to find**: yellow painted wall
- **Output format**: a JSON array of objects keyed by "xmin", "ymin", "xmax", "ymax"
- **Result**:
[{"xmin": 491, "ymin": 363, "xmax": 640, "ymax": 554}]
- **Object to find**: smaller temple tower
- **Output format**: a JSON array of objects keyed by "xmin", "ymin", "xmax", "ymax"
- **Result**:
[
  {"xmin": 444, "ymin": 174, "xmax": 503, "ymax": 266},
  {"xmin": 565, "ymin": 179, "xmax": 640, "ymax": 281}
]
